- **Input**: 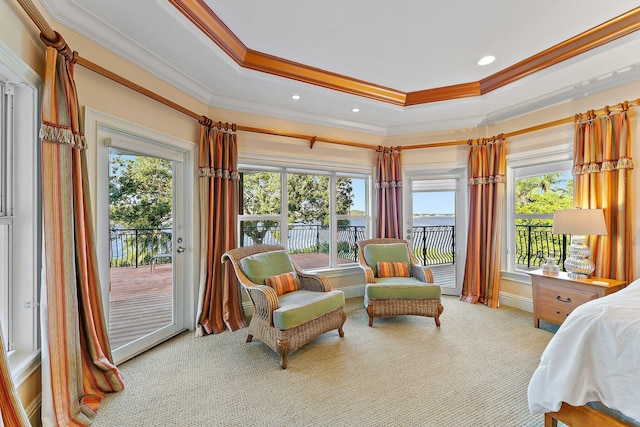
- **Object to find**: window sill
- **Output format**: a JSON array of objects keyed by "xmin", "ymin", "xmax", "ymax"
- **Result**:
[
  {"xmin": 308, "ymin": 265, "xmax": 363, "ymax": 278},
  {"xmin": 9, "ymin": 349, "xmax": 41, "ymax": 387}
]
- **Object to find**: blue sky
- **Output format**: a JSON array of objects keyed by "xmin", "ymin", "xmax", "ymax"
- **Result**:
[{"xmin": 413, "ymin": 191, "xmax": 454, "ymax": 214}]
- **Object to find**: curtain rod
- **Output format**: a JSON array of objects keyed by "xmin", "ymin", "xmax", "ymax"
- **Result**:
[
  {"xmin": 402, "ymin": 100, "xmax": 640, "ymax": 150},
  {"xmin": 16, "ymin": 0, "xmax": 640, "ymax": 153}
]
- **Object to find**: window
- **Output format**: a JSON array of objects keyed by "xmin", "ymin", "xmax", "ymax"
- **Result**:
[
  {"xmin": 0, "ymin": 48, "xmax": 41, "ymax": 378},
  {"xmin": 0, "ymin": 82, "xmax": 10, "ymax": 349},
  {"xmin": 240, "ymin": 167, "xmax": 369, "ymax": 270},
  {"xmin": 506, "ymin": 159, "xmax": 573, "ymax": 275}
]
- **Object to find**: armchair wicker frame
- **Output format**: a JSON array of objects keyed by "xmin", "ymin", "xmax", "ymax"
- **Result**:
[
  {"xmin": 222, "ymin": 244, "xmax": 346, "ymax": 369},
  {"xmin": 357, "ymin": 238, "xmax": 444, "ymax": 327}
]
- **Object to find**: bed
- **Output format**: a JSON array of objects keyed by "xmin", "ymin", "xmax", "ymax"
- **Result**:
[{"xmin": 528, "ymin": 278, "xmax": 640, "ymax": 427}]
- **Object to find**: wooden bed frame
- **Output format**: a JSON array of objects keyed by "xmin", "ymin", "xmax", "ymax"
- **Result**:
[{"xmin": 545, "ymin": 403, "xmax": 631, "ymax": 427}]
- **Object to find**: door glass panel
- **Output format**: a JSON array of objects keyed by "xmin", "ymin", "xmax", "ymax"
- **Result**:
[
  {"xmin": 412, "ymin": 189, "xmax": 456, "ymax": 289},
  {"xmin": 108, "ymin": 151, "xmax": 174, "ymax": 349}
]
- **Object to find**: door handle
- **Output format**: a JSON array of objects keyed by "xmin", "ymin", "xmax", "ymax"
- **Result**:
[{"xmin": 177, "ymin": 246, "xmax": 185, "ymax": 253}]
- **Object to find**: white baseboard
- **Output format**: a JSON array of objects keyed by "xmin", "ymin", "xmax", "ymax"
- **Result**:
[
  {"xmin": 499, "ymin": 291, "xmax": 533, "ymax": 313},
  {"xmin": 339, "ymin": 284, "xmax": 365, "ymax": 299}
]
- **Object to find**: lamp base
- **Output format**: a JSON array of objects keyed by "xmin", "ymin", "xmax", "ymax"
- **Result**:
[{"xmin": 563, "ymin": 235, "xmax": 595, "ymax": 279}]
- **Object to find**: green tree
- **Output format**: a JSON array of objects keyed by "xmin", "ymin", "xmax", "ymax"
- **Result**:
[
  {"xmin": 242, "ymin": 171, "xmax": 280, "ymax": 244},
  {"xmin": 241, "ymin": 171, "xmax": 354, "ymax": 243},
  {"xmin": 109, "ymin": 155, "xmax": 173, "ymax": 229},
  {"xmin": 515, "ymin": 173, "xmax": 573, "ymax": 225}
]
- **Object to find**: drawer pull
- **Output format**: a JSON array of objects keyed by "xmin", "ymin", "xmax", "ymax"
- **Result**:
[{"xmin": 556, "ymin": 295, "xmax": 571, "ymax": 303}]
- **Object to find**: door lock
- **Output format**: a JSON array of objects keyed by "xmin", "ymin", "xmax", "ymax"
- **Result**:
[{"xmin": 177, "ymin": 246, "xmax": 185, "ymax": 253}]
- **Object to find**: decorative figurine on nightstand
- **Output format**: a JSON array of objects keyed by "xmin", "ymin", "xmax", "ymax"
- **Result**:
[{"xmin": 542, "ymin": 257, "xmax": 560, "ymax": 275}]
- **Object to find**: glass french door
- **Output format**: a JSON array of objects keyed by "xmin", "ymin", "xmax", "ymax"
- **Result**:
[
  {"xmin": 96, "ymin": 125, "xmax": 192, "ymax": 364},
  {"xmin": 404, "ymin": 171, "xmax": 466, "ymax": 296}
]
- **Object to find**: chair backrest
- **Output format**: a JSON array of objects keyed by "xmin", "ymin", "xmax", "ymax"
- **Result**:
[
  {"xmin": 222, "ymin": 244, "xmax": 298, "ymax": 287},
  {"xmin": 357, "ymin": 238, "xmax": 414, "ymax": 278}
]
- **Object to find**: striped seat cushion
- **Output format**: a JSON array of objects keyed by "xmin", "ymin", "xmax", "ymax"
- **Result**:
[
  {"xmin": 376, "ymin": 261, "xmax": 410, "ymax": 278},
  {"xmin": 265, "ymin": 271, "xmax": 300, "ymax": 295}
]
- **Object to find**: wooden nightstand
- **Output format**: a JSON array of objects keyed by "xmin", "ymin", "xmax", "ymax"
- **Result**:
[{"xmin": 528, "ymin": 269, "xmax": 626, "ymax": 328}]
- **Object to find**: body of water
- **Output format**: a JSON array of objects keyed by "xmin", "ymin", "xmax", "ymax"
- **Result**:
[{"xmin": 349, "ymin": 216, "xmax": 454, "ymax": 227}]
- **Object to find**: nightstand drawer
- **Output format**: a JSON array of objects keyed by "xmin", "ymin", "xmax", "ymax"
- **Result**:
[
  {"xmin": 537, "ymin": 283, "xmax": 597, "ymax": 322},
  {"xmin": 529, "ymin": 270, "xmax": 626, "ymax": 328}
]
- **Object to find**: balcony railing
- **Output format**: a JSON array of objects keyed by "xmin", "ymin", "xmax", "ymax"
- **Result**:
[
  {"xmin": 515, "ymin": 224, "xmax": 568, "ymax": 270},
  {"xmin": 109, "ymin": 228, "xmax": 172, "ymax": 268},
  {"xmin": 108, "ymin": 224, "xmax": 569, "ymax": 271},
  {"xmin": 240, "ymin": 222, "xmax": 456, "ymax": 266}
]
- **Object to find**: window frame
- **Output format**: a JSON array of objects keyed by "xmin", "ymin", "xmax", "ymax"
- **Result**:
[
  {"xmin": 238, "ymin": 163, "xmax": 371, "ymax": 271},
  {"xmin": 0, "ymin": 42, "xmax": 42, "ymax": 383},
  {"xmin": 504, "ymin": 143, "xmax": 573, "ymax": 282}
]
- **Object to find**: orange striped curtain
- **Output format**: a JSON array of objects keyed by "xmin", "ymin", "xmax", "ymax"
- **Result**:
[
  {"xmin": 461, "ymin": 136, "xmax": 506, "ymax": 308},
  {"xmin": 195, "ymin": 122, "xmax": 246, "ymax": 335},
  {"xmin": 40, "ymin": 46, "xmax": 123, "ymax": 426},
  {"xmin": 0, "ymin": 322, "xmax": 30, "ymax": 426},
  {"xmin": 376, "ymin": 147, "xmax": 403, "ymax": 238},
  {"xmin": 573, "ymin": 107, "xmax": 634, "ymax": 281}
]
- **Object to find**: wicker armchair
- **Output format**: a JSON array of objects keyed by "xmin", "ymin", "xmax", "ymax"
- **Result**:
[
  {"xmin": 222, "ymin": 244, "xmax": 346, "ymax": 369},
  {"xmin": 357, "ymin": 238, "xmax": 443, "ymax": 327}
]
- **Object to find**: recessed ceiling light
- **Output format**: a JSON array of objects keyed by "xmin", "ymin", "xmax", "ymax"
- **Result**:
[
  {"xmin": 351, "ymin": 108, "xmax": 360, "ymax": 113},
  {"xmin": 477, "ymin": 55, "xmax": 496, "ymax": 66},
  {"xmin": 291, "ymin": 94, "xmax": 301, "ymax": 100}
]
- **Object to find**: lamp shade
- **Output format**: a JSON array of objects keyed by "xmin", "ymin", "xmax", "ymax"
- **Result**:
[{"xmin": 552, "ymin": 209, "xmax": 608, "ymax": 236}]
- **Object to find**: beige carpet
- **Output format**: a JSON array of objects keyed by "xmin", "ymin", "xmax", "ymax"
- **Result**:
[{"xmin": 93, "ymin": 296, "xmax": 555, "ymax": 427}]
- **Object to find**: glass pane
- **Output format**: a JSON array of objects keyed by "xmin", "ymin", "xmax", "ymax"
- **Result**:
[
  {"xmin": 108, "ymin": 151, "xmax": 174, "ymax": 349},
  {"xmin": 0, "ymin": 223, "xmax": 9, "ymax": 351},
  {"xmin": 515, "ymin": 172, "xmax": 573, "ymax": 215},
  {"xmin": 242, "ymin": 171, "xmax": 281, "ymax": 216},
  {"xmin": 412, "ymin": 191, "xmax": 455, "ymax": 266},
  {"xmin": 337, "ymin": 177, "xmax": 365, "ymax": 264},
  {"xmin": 336, "ymin": 221, "xmax": 364, "ymax": 264},
  {"xmin": 514, "ymin": 171, "xmax": 573, "ymax": 271},
  {"xmin": 336, "ymin": 177, "xmax": 361, "ymax": 215},
  {"xmin": 287, "ymin": 173, "xmax": 329, "ymax": 269},
  {"xmin": 241, "ymin": 220, "xmax": 281, "ymax": 246}
]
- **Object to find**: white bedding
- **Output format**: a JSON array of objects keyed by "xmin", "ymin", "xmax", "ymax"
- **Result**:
[{"xmin": 528, "ymin": 278, "xmax": 640, "ymax": 422}]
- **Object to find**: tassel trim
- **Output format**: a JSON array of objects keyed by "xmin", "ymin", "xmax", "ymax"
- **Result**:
[
  {"xmin": 375, "ymin": 180, "xmax": 402, "ymax": 189},
  {"xmin": 573, "ymin": 158, "xmax": 634, "ymax": 175},
  {"xmin": 40, "ymin": 122, "xmax": 86, "ymax": 150},
  {"xmin": 199, "ymin": 168, "xmax": 240, "ymax": 180},
  {"xmin": 468, "ymin": 175, "xmax": 506, "ymax": 185}
]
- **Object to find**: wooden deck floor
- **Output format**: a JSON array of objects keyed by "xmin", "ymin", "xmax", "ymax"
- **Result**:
[{"xmin": 108, "ymin": 264, "xmax": 173, "ymax": 349}]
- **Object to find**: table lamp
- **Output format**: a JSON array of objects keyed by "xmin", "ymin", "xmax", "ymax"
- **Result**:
[{"xmin": 552, "ymin": 208, "xmax": 607, "ymax": 278}]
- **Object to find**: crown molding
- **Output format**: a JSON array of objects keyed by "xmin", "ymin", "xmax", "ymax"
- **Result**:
[{"xmin": 170, "ymin": 0, "xmax": 640, "ymax": 106}]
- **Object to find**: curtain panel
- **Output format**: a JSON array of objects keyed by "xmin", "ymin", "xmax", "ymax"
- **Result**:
[
  {"xmin": 461, "ymin": 136, "xmax": 506, "ymax": 308},
  {"xmin": 573, "ymin": 108, "xmax": 634, "ymax": 281},
  {"xmin": 0, "ymin": 322, "xmax": 30, "ymax": 426},
  {"xmin": 40, "ymin": 46, "xmax": 123, "ymax": 426},
  {"xmin": 195, "ymin": 123, "xmax": 246, "ymax": 336},
  {"xmin": 376, "ymin": 147, "xmax": 403, "ymax": 239}
]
